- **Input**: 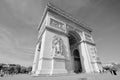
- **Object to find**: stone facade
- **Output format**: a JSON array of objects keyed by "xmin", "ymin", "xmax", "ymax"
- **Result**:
[{"xmin": 32, "ymin": 3, "xmax": 102, "ymax": 76}]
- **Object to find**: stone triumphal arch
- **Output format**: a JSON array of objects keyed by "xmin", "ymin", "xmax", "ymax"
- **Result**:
[{"xmin": 32, "ymin": 3, "xmax": 102, "ymax": 76}]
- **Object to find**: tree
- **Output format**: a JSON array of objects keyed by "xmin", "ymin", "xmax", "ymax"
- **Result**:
[
  {"xmin": 27, "ymin": 66, "xmax": 32, "ymax": 73},
  {"xmin": 20, "ymin": 66, "xmax": 26, "ymax": 73}
]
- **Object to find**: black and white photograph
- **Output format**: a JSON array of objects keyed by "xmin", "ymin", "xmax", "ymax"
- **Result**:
[{"xmin": 0, "ymin": 0, "xmax": 120, "ymax": 80}]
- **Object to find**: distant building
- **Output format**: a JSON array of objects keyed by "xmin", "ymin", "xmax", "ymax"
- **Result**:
[{"xmin": 32, "ymin": 3, "xmax": 102, "ymax": 76}]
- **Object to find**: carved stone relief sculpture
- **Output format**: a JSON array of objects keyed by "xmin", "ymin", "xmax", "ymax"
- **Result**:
[{"xmin": 52, "ymin": 35, "xmax": 64, "ymax": 57}]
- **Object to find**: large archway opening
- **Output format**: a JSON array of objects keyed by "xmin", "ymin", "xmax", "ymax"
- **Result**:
[{"xmin": 68, "ymin": 31, "xmax": 82, "ymax": 73}]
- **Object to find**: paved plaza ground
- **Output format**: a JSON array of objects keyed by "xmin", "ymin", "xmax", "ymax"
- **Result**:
[{"xmin": 1, "ymin": 72, "xmax": 120, "ymax": 80}]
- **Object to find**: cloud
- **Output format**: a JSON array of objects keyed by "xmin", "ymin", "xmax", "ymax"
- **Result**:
[
  {"xmin": 0, "ymin": 25, "xmax": 15, "ymax": 51},
  {"xmin": 0, "ymin": 0, "xmax": 120, "ymax": 65},
  {"xmin": 4, "ymin": 0, "xmax": 45, "ymax": 26},
  {"xmin": 0, "ymin": 24, "xmax": 34, "ymax": 66}
]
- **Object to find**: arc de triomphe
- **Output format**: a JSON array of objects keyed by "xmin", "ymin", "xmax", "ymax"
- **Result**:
[{"xmin": 32, "ymin": 3, "xmax": 102, "ymax": 76}]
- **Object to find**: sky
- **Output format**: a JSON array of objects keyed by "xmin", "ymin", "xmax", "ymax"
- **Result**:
[{"xmin": 0, "ymin": 0, "xmax": 120, "ymax": 66}]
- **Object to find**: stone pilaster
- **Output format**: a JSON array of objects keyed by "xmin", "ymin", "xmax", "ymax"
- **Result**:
[
  {"xmin": 80, "ymin": 41, "xmax": 93, "ymax": 73},
  {"xmin": 32, "ymin": 43, "xmax": 40, "ymax": 74}
]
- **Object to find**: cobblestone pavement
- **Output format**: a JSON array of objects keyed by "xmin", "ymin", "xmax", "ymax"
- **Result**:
[{"xmin": 0, "ymin": 72, "xmax": 120, "ymax": 80}]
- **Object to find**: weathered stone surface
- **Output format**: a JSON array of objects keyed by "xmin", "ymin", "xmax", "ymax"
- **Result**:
[{"xmin": 32, "ymin": 3, "xmax": 102, "ymax": 75}]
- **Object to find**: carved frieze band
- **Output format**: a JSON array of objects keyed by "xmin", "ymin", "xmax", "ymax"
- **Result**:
[{"xmin": 49, "ymin": 18, "xmax": 66, "ymax": 33}]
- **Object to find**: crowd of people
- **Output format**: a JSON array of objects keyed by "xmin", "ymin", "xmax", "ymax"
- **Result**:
[{"xmin": 101, "ymin": 66, "xmax": 118, "ymax": 75}]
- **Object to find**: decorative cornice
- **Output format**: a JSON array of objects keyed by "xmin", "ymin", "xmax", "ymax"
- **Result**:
[
  {"xmin": 38, "ymin": 2, "xmax": 92, "ymax": 32},
  {"xmin": 81, "ymin": 40, "xmax": 96, "ymax": 46},
  {"xmin": 38, "ymin": 6, "xmax": 48, "ymax": 31}
]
